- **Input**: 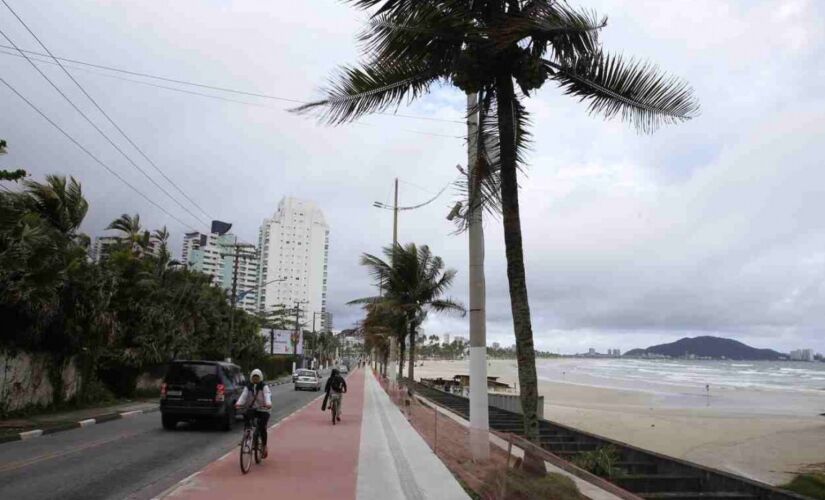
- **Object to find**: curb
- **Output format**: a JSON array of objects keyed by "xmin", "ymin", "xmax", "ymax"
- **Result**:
[{"xmin": 0, "ymin": 405, "xmax": 160, "ymax": 445}]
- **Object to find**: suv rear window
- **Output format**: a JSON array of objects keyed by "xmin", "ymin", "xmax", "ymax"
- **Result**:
[{"xmin": 166, "ymin": 363, "xmax": 218, "ymax": 386}]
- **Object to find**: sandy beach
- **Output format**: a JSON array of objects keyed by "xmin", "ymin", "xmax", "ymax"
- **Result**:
[{"xmin": 414, "ymin": 358, "xmax": 825, "ymax": 485}]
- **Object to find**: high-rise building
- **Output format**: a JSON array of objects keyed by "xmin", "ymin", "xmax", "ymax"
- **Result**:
[
  {"xmin": 92, "ymin": 235, "xmax": 159, "ymax": 262},
  {"xmin": 257, "ymin": 197, "xmax": 330, "ymax": 331},
  {"xmin": 443, "ymin": 333, "xmax": 451, "ymax": 345},
  {"xmin": 183, "ymin": 220, "xmax": 259, "ymax": 314},
  {"xmin": 91, "ymin": 235, "xmax": 121, "ymax": 262}
]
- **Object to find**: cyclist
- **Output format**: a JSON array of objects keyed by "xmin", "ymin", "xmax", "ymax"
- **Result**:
[
  {"xmin": 324, "ymin": 368, "xmax": 348, "ymax": 422},
  {"xmin": 235, "ymin": 369, "xmax": 272, "ymax": 458}
]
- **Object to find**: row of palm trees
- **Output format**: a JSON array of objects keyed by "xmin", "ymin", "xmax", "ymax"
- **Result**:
[
  {"xmin": 296, "ymin": 0, "xmax": 698, "ymax": 441},
  {"xmin": 354, "ymin": 243, "xmax": 465, "ymax": 382}
]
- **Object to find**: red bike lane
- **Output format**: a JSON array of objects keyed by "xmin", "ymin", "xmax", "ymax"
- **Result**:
[{"xmin": 163, "ymin": 369, "xmax": 365, "ymax": 500}]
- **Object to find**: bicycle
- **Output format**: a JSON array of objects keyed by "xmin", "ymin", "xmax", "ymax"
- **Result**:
[{"xmin": 239, "ymin": 409, "xmax": 264, "ymax": 473}]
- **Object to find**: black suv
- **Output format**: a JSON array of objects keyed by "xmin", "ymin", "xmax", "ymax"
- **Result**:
[{"xmin": 160, "ymin": 360, "xmax": 245, "ymax": 431}]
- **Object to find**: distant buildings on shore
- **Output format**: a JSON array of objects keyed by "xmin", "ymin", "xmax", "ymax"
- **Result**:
[{"xmin": 789, "ymin": 349, "xmax": 814, "ymax": 362}]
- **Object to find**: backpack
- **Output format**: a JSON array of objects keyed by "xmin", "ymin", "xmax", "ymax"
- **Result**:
[{"xmin": 329, "ymin": 376, "xmax": 344, "ymax": 393}]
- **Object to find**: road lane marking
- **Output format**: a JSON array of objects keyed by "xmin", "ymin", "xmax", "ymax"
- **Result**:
[{"xmin": 0, "ymin": 430, "xmax": 140, "ymax": 474}]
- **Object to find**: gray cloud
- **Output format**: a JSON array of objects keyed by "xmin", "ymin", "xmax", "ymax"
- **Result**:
[{"xmin": 2, "ymin": 0, "xmax": 823, "ymax": 355}]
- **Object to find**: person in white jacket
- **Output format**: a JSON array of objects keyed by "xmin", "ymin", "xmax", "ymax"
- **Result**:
[{"xmin": 235, "ymin": 369, "xmax": 272, "ymax": 457}]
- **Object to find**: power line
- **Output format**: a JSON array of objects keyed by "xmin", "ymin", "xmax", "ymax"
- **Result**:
[
  {"xmin": 0, "ymin": 77, "xmax": 196, "ymax": 230},
  {"xmin": 0, "ymin": 43, "xmax": 465, "ymax": 125},
  {"xmin": 1, "ymin": 0, "xmax": 213, "ymax": 225},
  {"xmin": 0, "ymin": 48, "xmax": 464, "ymax": 141}
]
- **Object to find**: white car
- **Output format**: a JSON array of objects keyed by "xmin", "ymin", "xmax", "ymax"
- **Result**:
[
  {"xmin": 293, "ymin": 369, "xmax": 321, "ymax": 391},
  {"xmin": 338, "ymin": 365, "xmax": 349, "ymax": 374}
]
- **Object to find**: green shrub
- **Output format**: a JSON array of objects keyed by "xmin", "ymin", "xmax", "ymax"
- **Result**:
[
  {"xmin": 572, "ymin": 445, "xmax": 623, "ymax": 478},
  {"xmin": 782, "ymin": 473, "xmax": 825, "ymax": 499},
  {"xmin": 481, "ymin": 467, "xmax": 584, "ymax": 500}
]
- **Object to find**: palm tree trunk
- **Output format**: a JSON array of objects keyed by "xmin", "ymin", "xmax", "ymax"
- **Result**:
[
  {"xmin": 398, "ymin": 336, "xmax": 406, "ymax": 381},
  {"xmin": 495, "ymin": 73, "xmax": 540, "ymax": 443},
  {"xmin": 407, "ymin": 321, "xmax": 416, "ymax": 384}
]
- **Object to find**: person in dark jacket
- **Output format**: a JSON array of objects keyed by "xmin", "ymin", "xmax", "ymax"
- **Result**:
[{"xmin": 324, "ymin": 368, "xmax": 348, "ymax": 421}]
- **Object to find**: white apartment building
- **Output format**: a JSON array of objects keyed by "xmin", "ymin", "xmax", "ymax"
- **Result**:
[
  {"xmin": 789, "ymin": 348, "xmax": 814, "ymax": 362},
  {"xmin": 92, "ymin": 235, "xmax": 159, "ymax": 262},
  {"xmin": 257, "ymin": 197, "xmax": 329, "ymax": 331},
  {"xmin": 183, "ymin": 221, "xmax": 259, "ymax": 314}
]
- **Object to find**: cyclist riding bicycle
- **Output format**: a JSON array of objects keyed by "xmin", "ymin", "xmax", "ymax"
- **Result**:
[
  {"xmin": 324, "ymin": 368, "xmax": 347, "ymax": 422},
  {"xmin": 235, "ymin": 369, "xmax": 272, "ymax": 458}
]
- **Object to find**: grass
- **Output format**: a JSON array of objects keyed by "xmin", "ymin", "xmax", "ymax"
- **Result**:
[{"xmin": 782, "ymin": 473, "xmax": 825, "ymax": 499}]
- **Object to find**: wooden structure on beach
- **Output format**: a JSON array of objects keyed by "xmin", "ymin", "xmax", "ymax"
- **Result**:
[{"xmin": 420, "ymin": 374, "xmax": 514, "ymax": 394}]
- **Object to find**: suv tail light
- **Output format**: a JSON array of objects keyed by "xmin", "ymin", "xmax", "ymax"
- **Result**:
[
  {"xmin": 215, "ymin": 384, "xmax": 225, "ymax": 402},
  {"xmin": 160, "ymin": 383, "xmax": 167, "ymax": 400}
]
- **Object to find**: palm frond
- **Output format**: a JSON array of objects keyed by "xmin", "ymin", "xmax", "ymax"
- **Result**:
[
  {"xmin": 491, "ymin": 1, "xmax": 605, "ymax": 57},
  {"xmin": 545, "ymin": 52, "xmax": 699, "ymax": 133},
  {"xmin": 429, "ymin": 298, "xmax": 466, "ymax": 315},
  {"xmin": 291, "ymin": 61, "xmax": 440, "ymax": 124}
]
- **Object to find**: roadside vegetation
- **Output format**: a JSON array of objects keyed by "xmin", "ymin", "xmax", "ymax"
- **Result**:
[
  {"xmin": 782, "ymin": 473, "xmax": 825, "ymax": 499},
  {"xmin": 0, "ymin": 173, "xmax": 265, "ymax": 415}
]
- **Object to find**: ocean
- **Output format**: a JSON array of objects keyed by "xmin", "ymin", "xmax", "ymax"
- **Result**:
[{"xmin": 536, "ymin": 358, "xmax": 825, "ymax": 394}]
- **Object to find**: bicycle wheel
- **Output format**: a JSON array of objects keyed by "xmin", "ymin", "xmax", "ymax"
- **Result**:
[
  {"xmin": 331, "ymin": 399, "xmax": 338, "ymax": 425},
  {"xmin": 240, "ymin": 429, "xmax": 253, "ymax": 474},
  {"xmin": 253, "ymin": 429, "xmax": 262, "ymax": 464}
]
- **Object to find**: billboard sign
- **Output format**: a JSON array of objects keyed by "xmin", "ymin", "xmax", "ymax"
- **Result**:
[{"xmin": 261, "ymin": 328, "xmax": 303, "ymax": 355}]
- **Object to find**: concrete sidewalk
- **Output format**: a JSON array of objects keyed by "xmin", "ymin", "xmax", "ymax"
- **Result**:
[{"xmin": 159, "ymin": 369, "xmax": 469, "ymax": 500}]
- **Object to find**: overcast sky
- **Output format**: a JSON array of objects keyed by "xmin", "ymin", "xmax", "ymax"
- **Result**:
[{"xmin": 2, "ymin": 0, "xmax": 824, "ymax": 354}]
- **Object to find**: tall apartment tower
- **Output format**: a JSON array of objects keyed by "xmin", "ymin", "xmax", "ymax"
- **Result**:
[
  {"xmin": 257, "ymin": 197, "xmax": 329, "ymax": 331},
  {"xmin": 182, "ymin": 220, "xmax": 259, "ymax": 314}
]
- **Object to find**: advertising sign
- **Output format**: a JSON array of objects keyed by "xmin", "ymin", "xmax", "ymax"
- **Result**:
[{"xmin": 261, "ymin": 328, "xmax": 303, "ymax": 355}]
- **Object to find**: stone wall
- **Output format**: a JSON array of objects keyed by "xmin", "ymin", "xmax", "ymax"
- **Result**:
[{"xmin": 0, "ymin": 350, "xmax": 80, "ymax": 415}]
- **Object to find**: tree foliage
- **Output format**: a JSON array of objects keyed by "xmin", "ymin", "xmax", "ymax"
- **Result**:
[{"xmin": 0, "ymin": 174, "xmax": 265, "ymax": 401}]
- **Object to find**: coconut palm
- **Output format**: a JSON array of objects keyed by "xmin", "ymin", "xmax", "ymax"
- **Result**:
[
  {"xmin": 296, "ymin": 0, "xmax": 698, "ymax": 441},
  {"xmin": 351, "ymin": 243, "xmax": 465, "ymax": 383},
  {"xmin": 23, "ymin": 175, "xmax": 88, "ymax": 239},
  {"xmin": 107, "ymin": 213, "xmax": 150, "ymax": 256}
]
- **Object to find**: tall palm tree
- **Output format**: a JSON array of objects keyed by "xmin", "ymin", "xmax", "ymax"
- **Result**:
[
  {"xmin": 351, "ymin": 243, "xmax": 465, "ymax": 383},
  {"xmin": 107, "ymin": 213, "xmax": 150, "ymax": 256},
  {"xmin": 296, "ymin": 0, "xmax": 698, "ymax": 441}
]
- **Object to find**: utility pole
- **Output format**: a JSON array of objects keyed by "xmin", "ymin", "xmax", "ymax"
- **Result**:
[
  {"xmin": 467, "ymin": 92, "xmax": 490, "ymax": 460},
  {"xmin": 223, "ymin": 240, "xmax": 256, "ymax": 362}
]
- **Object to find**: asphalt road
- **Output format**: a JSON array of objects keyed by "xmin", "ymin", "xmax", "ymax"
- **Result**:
[{"xmin": 0, "ymin": 379, "xmax": 328, "ymax": 500}]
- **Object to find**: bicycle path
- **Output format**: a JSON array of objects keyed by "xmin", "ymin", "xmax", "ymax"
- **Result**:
[
  {"xmin": 162, "ymin": 369, "xmax": 365, "ymax": 499},
  {"xmin": 160, "ymin": 368, "xmax": 469, "ymax": 500}
]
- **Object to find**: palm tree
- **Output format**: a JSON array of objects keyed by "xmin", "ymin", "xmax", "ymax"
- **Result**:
[
  {"xmin": 351, "ymin": 243, "xmax": 465, "ymax": 383},
  {"xmin": 107, "ymin": 213, "xmax": 150, "ymax": 256},
  {"xmin": 295, "ymin": 0, "xmax": 698, "ymax": 441},
  {"xmin": 23, "ymin": 175, "xmax": 88, "ymax": 239}
]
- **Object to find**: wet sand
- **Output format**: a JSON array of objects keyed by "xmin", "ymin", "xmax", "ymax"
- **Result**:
[{"xmin": 414, "ymin": 359, "xmax": 825, "ymax": 485}]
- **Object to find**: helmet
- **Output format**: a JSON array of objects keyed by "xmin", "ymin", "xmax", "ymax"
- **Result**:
[
  {"xmin": 250, "ymin": 368, "xmax": 264, "ymax": 381},
  {"xmin": 331, "ymin": 368, "xmax": 339, "ymax": 377}
]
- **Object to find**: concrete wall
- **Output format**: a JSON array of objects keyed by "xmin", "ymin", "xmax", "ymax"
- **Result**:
[
  {"xmin": 0, "ymin": 350, "xmax": 80, "ymax": 414},
  {"xmin": 488, "ymin": 393, "xmax": 544, "ymax": 419}
]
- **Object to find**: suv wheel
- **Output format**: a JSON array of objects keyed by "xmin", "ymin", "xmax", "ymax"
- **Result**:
[{"xmin": 162, "ymin": 414, "xmax": 178, "ymax": 430}]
